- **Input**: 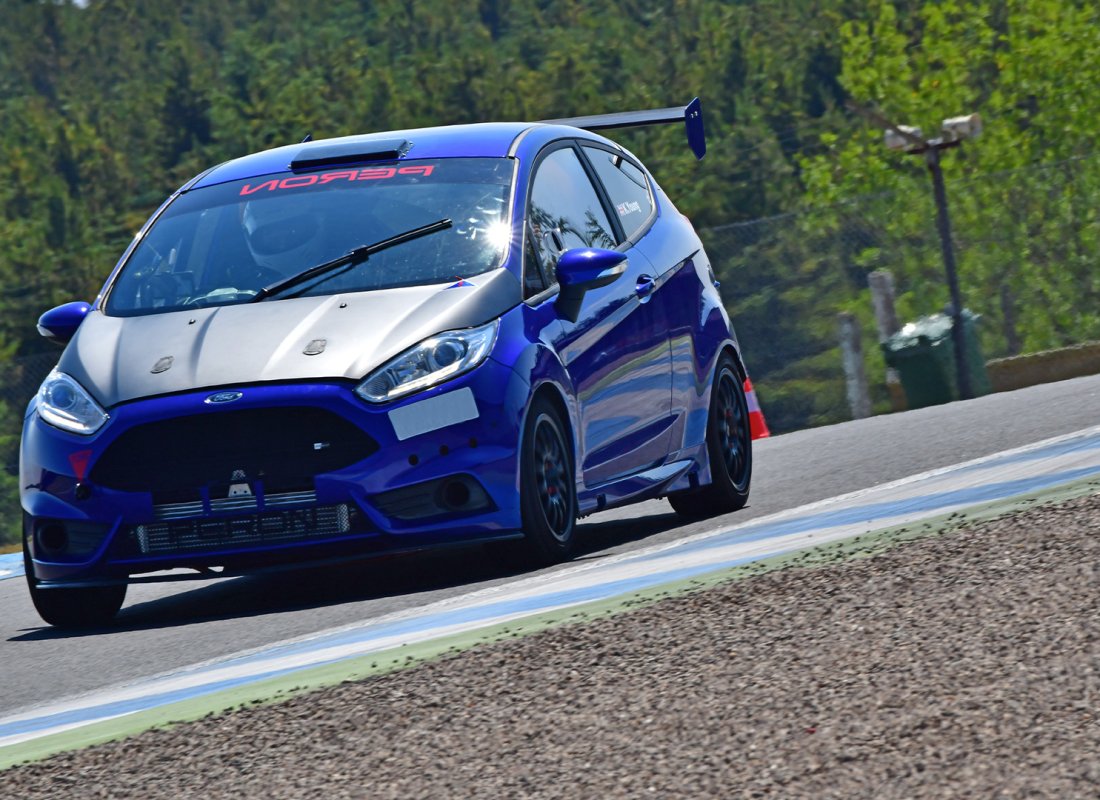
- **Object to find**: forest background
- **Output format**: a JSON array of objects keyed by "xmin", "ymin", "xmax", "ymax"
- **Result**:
[{"xmin": 1, "ymin": 0, "xmax": 1098, "ymax": 545}]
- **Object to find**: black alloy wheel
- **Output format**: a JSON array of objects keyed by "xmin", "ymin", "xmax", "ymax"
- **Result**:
[
  {"xmin": 669, "ymin": 354, "xmax": 752, "ymax": 518},
  {"xmin": 714, "ymin": 366, "xmax": 752, "ymax": 493},
  {"xmin": 519, "ymin": 396, "xmax": 577, "ymax": 564}
]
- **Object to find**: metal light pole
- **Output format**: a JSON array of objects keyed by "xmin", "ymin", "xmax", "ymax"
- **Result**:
[
  {"xmin": 924, "ymin": 145, "xmax": 971, "ymax": 399},
  {"xmin": 853, "ymin": 104, "xmax": 983, "ymax": 401}
]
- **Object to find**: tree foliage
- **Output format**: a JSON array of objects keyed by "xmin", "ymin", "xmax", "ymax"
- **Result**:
[
  {"xmin": 1, "ymin": 0, "xmax": 1099, "ymax": 544},
  {"xmin": 0, "ymin": 0, "xmax": 862, "ymax": 342},
  {"xmin": 720, "ymin": 0, "xmax": 1100, "ymax": 430},
  {"xmin": 798, "ymin": 0, "xmax": 1100, "ymax": 357}
]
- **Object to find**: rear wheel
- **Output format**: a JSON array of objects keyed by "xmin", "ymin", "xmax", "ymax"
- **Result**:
[
  {"xmin": 669, "ymin": 354, "xmax": 752, "ymax": 518},
  {"xmin": 23, "ymin": 517, "xmax": 126, "ymax": 628},
  {"xmin": 519, "ymin": 396, "xmax": 577, "ymax": 564}
]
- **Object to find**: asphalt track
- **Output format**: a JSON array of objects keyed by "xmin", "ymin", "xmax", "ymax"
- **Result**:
[{"xmin": 1, "ymin": 374, "xmax": 1098, "ymax": 717}]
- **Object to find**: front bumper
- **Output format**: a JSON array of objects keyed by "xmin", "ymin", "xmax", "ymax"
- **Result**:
[{"xmin": 20, "ymin": 358, "xmax": 529, "ymax": 584}]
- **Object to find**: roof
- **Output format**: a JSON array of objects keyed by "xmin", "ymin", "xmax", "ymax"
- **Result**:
[{"xmin": 192, "ymin": 122, "xmax": 537, "ymax": 190}]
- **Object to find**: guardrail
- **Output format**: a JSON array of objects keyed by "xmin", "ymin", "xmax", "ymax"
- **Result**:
[{"xmin": 986, "ymin": 342, "xmax": 1100, "ymax": 393}]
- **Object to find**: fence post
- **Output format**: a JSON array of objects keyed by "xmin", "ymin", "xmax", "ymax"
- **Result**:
[
  {"xmin": 837, "ymin": 312, "xmax": 872, "ymax": 420},
  {"xmin": 868, "ymin": 270, "xmax": 907, "ymax": 412}
]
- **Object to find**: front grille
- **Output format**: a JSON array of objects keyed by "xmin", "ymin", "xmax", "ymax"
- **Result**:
[
  {"xmin": 153, "ymin": 489, "xmax": 318, "ymax": 520},
  {"xmin": 132, "ymin": 503, "xmax": 353, "ymax": 555},
  {"xmin": 91, "ymin": 407, "xmax": 377, "ymax": 493}
]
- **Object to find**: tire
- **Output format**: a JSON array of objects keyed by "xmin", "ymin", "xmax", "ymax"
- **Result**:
[
  {"xmin": 23, "ymin": 518, "xmax": 126, "ymax": 629},
  {"xmin": 519, "ymin": 395, "xmax": 577, "ymax": 565},
  {"xmin": 669, "ymin": 354, "xmax": 752, "ymax": 519}
]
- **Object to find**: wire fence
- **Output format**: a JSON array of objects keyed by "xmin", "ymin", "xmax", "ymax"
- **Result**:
[
  {"xmin": 706, "ymin": 153, "xmax": 1100, "ymax": 433},
  {"xmin": 2, "ymin": 154, "xmax": 1099, "ymax": 543}
]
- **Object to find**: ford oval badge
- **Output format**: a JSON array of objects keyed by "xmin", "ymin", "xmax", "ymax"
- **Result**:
[{"xmin": 205, "ymin": 391, "xmax": 243, "ymax": 405}]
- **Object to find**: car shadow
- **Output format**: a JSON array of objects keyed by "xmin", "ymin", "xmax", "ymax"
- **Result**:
[
  {"xmin": 573, "ymin": 507, "xmax": 682, "ymax": 556},
  {"xmin": 10, "ymin": 547, "xmax": 519, "ymax": 641},
  {"xmin": 9, "ymin": 505, "xmax": 688, "ymax": 641}
]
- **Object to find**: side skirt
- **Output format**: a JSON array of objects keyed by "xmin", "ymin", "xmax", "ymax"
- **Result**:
[{"xmin": 577, "ymin": 458, "xmax": 696, "ymax": 517}]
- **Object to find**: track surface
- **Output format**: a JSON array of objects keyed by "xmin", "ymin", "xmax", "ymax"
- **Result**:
[{"xmin": 3, "ymin": 374, "xmax": 1098, "ymax": 714}]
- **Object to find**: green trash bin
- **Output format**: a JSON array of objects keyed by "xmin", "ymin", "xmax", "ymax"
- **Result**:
[{"xmin": 881, "ymin": 310, "xmax": 991, "ymax": 409}]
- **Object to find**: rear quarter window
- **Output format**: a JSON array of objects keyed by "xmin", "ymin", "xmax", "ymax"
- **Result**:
[{"xmin": 582, "ymin": 146, "xmax": 655, "ymax": 241}]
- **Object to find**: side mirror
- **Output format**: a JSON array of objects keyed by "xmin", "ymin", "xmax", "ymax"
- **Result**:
[
  {"xmin": 554, "ymin": 248, "xmax": 628, "ymax": 322},
  {"xmin": 37, "ymin": 301, "xmax": 91, "ymax": 345}
]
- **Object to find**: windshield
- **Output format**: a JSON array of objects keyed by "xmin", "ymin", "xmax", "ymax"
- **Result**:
[{"xmin": 105, "ymin": 158, "xmax": 515, "ymax": 316}]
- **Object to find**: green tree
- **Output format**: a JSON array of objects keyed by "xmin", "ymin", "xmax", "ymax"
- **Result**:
[{"xmin": 799, "ymin": 0, "xmax": 1100, "ymax": 358}]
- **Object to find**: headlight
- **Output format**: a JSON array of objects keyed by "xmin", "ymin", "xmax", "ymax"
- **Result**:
[
  {"xmin": 355, "ymin": 320, "xmax": 499, "ymax": 403},
  {"xmin": 37, "ymin": 369, "xmax": 108, "ymax": 435}
]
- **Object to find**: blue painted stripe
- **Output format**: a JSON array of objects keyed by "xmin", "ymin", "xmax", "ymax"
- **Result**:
[
  {"xmin": 0, "ymin": 551, "xmax": 767, "ymax": 741},
  {"xmin": 0, "ymin": 553, "xmax": 22, "ymax": 581},
  {"xmin": 634, "ymin": 464, "xmax": 1100, "ymax": 563},
  {"xmin": 5, "ymin": 432, "xmax": 1099, "ymax": 744},
  {"xmin": 949, "ymin": 430, "xmax": 1100, "ymax": 475},
  {"xmin": 216, "ymin": 545, "xmax": 771, "ymax": 668},
  {"xmin": 103, "ymin": 462, "xmax": 1100, "ymax": 677},
  {"xmin": 0, "ymin": 663, "xmax": 308, "ymax": 739},
  {"xmin": 218, "ymin": 463, "xmax": 1100, "ymax": 672}
]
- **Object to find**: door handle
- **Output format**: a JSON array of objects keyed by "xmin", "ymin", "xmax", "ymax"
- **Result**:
[{"xmin": 635, "ymin": 275, "xmax": 656, "ymax": 298}]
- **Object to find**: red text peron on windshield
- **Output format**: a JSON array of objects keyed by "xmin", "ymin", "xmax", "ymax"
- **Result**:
[{"xmin": 240, "ymin": 165, "xmax": 436, "ymax": 196}]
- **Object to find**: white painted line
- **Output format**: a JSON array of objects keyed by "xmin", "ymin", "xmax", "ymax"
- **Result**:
[
  {"xmin": 3, "ymin": 424, "xmax": 1100, "ymax": 751},
  {"xmin": 0, "ymin": 552, "xmax": 21, "ymax": 583},
  {"xmin": 89, "ymin": 424, "xmax": 1100, "ymax": 679}
]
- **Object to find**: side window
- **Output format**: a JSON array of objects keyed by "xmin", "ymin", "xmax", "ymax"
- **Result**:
[
  {"xmin": 524, "ymin": 225, "xmax": 550, "ymax": 296},
  {"xmin": 582, "ymin": 146, "xmax": 655, "ymax": 241},
  {"xmin": 527, "ymin": 147, "xmax": 616, "ymax": 288}
]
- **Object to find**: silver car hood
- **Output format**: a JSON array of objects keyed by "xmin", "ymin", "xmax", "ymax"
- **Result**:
[{"xmin": 61, "ymin": 268, "xmax": 521, "ymax": 407}]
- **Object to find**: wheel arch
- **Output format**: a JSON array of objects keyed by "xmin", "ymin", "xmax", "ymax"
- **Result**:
[
  {"xmin": 525, "ymin": 380, "xmax": 577, "ymax": 476},
  {"xmin": 706, "ymin": 339, "xmax": 747, "ymax": 395},
  {"xmin": 507, "ymin": 339, "xmax": 582, "ymax": 497},
  {"xmin": 719, "ymin": 341, "xmax": 747, "ymax": 383},
  {"xmin": 515, "ymin": 377, "xmax": 581, "ymax": 564}
]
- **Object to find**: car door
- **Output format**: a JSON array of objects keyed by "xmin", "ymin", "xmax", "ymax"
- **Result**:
[
  {"xmin": 591, "ymin": 145, "xmax": 720, "ymax": 458},
  {"xmin": 527, "ymin": 143, "xmax": 672, "ymax": 488}
]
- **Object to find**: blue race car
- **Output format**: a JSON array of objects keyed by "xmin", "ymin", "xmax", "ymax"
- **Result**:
[{"xmin": 21, "ymin": 99, "xmax": 753, "ymax": 627}]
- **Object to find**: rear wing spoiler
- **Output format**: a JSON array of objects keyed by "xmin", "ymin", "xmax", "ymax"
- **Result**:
[{"xmin": 540, "ymin": 97, "xmax": 706, "ymax": 160}]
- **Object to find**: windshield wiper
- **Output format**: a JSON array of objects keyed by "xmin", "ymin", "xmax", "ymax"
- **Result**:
[{"xmin": 250, "ymin": 217, "xmax": 453, "ymax": 302}]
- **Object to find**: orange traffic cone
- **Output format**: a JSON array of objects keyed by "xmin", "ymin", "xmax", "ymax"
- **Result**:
[{"xmin": 743, "ymin": 377, "xmax": 770, "ymax": 439}]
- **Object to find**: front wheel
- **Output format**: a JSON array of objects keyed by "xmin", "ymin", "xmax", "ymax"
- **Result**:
[
  {"xmin": 519, "ymin": 396, "xmax": 577, "ymax": 565},
  {"xmin": 669, "ymin": 354, "xmax": 752, "ymax": 519},
  {"xmin": 23, "ymin": 527, "xmax": 126, "ymax": 628}
]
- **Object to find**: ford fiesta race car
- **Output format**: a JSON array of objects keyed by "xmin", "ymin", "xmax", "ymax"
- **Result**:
[{"xmin": 20, "ymin": 99, "xmax": 755, "ymax": 627}]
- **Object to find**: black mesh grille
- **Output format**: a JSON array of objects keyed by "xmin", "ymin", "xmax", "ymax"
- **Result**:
[
  {"xmin": 91, "ymin": 407, "xmax": 377, "ymax": 493},
  {"xmin": 130, "ymin": 503, "xmax": 356, "ymax": 555}
]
